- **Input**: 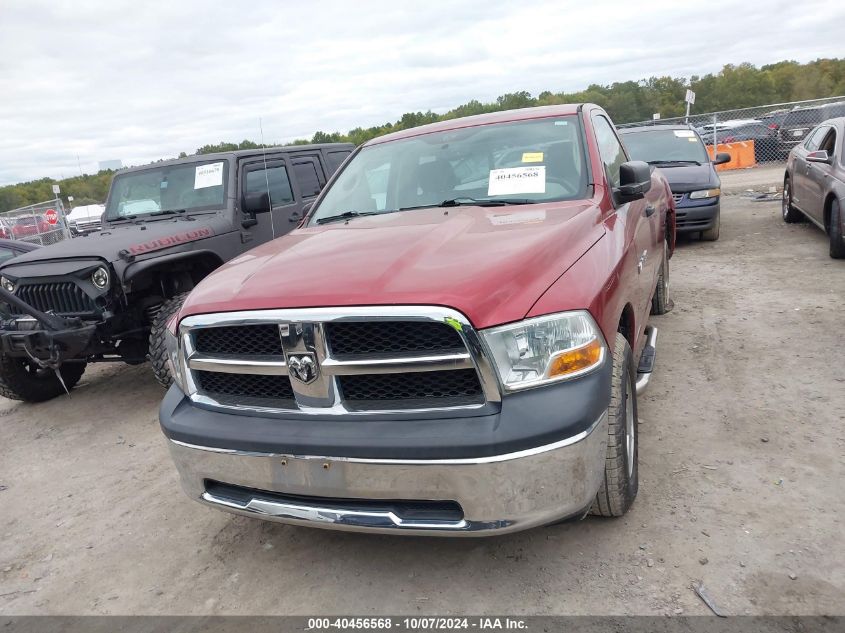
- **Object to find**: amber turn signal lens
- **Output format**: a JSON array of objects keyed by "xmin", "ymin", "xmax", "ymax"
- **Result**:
[{"xmin": 547, "ymin": 338, "xmax": 604, "ymax": 377}]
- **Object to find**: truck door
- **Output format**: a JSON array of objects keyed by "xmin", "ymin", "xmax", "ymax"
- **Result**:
[
  {"xmin": 240, "ymin": 157, "xmax": 302, "ymax": 245},
  {"xmin": 592, "ymin": 114, "xmax": 657, "ymax": 322}
]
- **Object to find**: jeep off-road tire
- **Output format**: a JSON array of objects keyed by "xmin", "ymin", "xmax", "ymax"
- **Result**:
[
  {"xmin": 700, "ymin": 211, "xmax": 721, "ymax": 241},
  {"xmin": 829, "ymin": 200, "xmax": 845, "ymax": 259},
  {"xmin": 590, "ymin": 332, "xmax": 638, "ymax": 517},
  {"xmin": 0, "ymin": 355, "xmax": 86, "ymax": 402},
  {"xmin": 650, "ymin": 240, "xmax": 670, "ymax": 315},
  {"xmin": 149, "ymin": 293, "xmax": 188, "ymax": 388},
  {"xmin": 782, "ymin": 177, "xmax": 803, "ymax": 223}
]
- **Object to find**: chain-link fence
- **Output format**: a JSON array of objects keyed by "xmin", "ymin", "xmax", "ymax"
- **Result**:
[
  {"xmin": 618, "ymin": 96, "xmax": 845, "ymax": 170},
  {"xmin": 0, "ymin": 199, "xmax": 71, "ymax": 246}
]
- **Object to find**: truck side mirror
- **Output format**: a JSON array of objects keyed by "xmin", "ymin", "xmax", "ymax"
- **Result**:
[
  {"xmin": 713, "ymin": 152, "xmax": 732, "ymax": 165},
  {"xmin": 243, "ymin": 192, "xmax": 271, "ymax": 214},
  {"xmin": 615, "ymin": 161, "xmax": 652, "ymax": 203}
]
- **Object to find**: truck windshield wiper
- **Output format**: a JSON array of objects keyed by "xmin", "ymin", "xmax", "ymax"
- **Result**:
[
  {"xmin": 647, "ymin": 160, "xmax": 701, "ymax": 166},
  {"xmin": 315, "ymin": 211, "xmax": 379, "ymax": 225},
  {"xmin": 147, "ymin": 208, "xmax": 187, "ymax": 217},
  {"xmin": 397, "ymin": 198, "xmax": 534, "ymax": 212}
]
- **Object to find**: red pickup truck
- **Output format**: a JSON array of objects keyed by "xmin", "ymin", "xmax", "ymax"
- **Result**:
[{"xmin": 159, "ymin": 104, "xmax": 675, "ymax": 536}]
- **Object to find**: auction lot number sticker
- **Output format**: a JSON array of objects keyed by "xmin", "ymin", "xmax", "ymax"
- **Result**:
[{"xmin": 306, "ymin": 617, "xmax": 527, "ymax": 631}]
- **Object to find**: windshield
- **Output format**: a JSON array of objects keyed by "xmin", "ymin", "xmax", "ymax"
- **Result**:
[
  {"xmin": 622, "ymin": 129, "xmax": 709, "ymax": 164},
  {"xmin": 309, "ymin": 116, "xmax": 588, "ymax": 224},
  {"xmin": 104, "ymin": 160, "xmax": 229, "ymax": 220}
]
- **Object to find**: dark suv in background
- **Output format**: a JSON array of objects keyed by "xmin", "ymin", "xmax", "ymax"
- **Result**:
[{"xmin": 778, "ymin": 102, "xmax": 845, "ymax": 156}]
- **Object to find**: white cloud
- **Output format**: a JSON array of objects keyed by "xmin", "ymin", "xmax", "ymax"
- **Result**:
[{"xmin": 1, "ymin": 0, "xmax": 843, "ymax": 184}]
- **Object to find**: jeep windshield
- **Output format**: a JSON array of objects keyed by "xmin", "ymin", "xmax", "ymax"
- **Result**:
[
  {"xmin": 309, "ymin": 116, "xmax": 588, "ymax": 225},
  {"xmin": 104, "ymin": 160, "xmax": 229, "ymax": 221},
  {"xmin": 621, "ymin": 128, "xmax": 709, "ymax": 165}
]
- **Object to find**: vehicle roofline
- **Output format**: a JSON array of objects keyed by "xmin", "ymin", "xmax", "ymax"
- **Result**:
[{"xmin": 362, "ymin": 104, "xmax": 586, "ymax": 147}]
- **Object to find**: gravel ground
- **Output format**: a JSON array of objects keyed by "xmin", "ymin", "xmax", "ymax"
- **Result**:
[{"xmin": 1, "ymin": 196, "xmax": 843, "ymax": 616}]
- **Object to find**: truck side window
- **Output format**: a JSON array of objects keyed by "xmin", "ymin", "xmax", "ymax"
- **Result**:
[
  {"xmin": 293, "ymin": 161, "xmax": 323, "ymax": 198},
  {"xmin": 245, "ymin": 166, "xmax": 294, "ymax": 207},
  {"xmin": 0, "ymin": 247, "xmax": 16, "ymax": 263},
  {"xmin": 593, "ymin": 115, "xmax": 627, "ymax": 188},
  {"xmin": 803, "ymin": 126, "xmax": 830, "ymax": 152}
]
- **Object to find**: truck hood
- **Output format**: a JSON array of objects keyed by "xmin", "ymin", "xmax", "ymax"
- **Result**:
[
  {"xmin": 657, "ymin": 163, "xmax": 720, "ymax": 192},
  {"xmin": 181, "ymin": 202, "xmax": 605, "ymax": 329},
  {"xmin": 0, "ymin": 215, "xmax": 228, "ymax": 270}
]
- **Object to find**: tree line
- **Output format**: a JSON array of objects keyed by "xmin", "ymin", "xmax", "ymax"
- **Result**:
[{"xmin": 2, "ymin": 58, "xmax": 844, "ymax": 213}]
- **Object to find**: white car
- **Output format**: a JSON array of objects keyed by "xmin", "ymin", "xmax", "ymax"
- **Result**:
[{"xmin": 67, "ymin": 204, "xmax": 105, "ymax": 235}]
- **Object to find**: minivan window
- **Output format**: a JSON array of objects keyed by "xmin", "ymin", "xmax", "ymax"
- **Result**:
[
  {"xmin": 309, "ymin": 116, "xmax": 588, "ymax": 224},
  {"xmin": 622, "ymin": 128, "xmax": 709, "ymax": 164}
]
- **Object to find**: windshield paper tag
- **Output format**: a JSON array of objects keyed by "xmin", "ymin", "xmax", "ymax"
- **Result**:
[
  {"xmin": 522, "ymin": 152, "xmax": 544, "ymax": 163},
  {"xmin": 674, "ymin": 130, "xmax": 695, "ymax": 137},
  {"xmin": 194, "ymin": 162, "xmax": 224, "ymax": 189},
  {"xmin": 488, "ymin": 166, "xmax": 546, "ymax": 196}
]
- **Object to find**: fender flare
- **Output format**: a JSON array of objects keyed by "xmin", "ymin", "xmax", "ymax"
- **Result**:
[{"xmin": 122, "ymin": 249, "xmax": 225, "ymax": 286}]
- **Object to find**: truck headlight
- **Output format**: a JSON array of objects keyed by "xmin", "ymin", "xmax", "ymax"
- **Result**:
[
  {"xmin": 164, "ymin": 321, "xmax": 186, "ymax": 392},
  {"xmin": 689, "ymin": 188, "xmax": 721, "ymax": 199},
  {"xmin": 91, "ymin": 267, "xmax": 110, "ymax": 290},
  {"xmin": 480, "ymin": 311, "xmax": 606, "ymax": 392},
  {"xmin": 1, "ymin": 276, "xmax": 15, "ymax": 293}
]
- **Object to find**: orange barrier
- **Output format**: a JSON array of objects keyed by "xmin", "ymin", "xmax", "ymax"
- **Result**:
[{"xmin": 706, "ymin": 141, "xmax": 757, "ymax": 171}]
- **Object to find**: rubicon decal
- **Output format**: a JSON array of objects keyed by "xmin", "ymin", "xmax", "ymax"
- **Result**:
[{"xmin": 128, "ymin": 228, "xmax": 213, "ymax": 255}]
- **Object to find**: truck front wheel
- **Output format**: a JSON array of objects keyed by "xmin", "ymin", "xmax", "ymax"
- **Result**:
[
  {"xmin": 590, "ymin": 331, "xmax": 639, "ymax": 517},
  {"xmin": 0, "ymin": 355, "xmax": 86, "ymax": 402},
  {"xmin": 149, "ymin": 293, "xmax": 188, "ymax": 388}
]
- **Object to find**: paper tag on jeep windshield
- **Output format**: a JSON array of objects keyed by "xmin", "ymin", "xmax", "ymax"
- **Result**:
[
  {"xmin": 674, "ymin": 130, "xmax": 695, "ymax": 138},
  {"xmin": 194, "ymin": 162, "xmax": 224, "ymax": 189},
  {"xmin": 488, "ymin": 166, "xmax": 546, "ymax": 196}
]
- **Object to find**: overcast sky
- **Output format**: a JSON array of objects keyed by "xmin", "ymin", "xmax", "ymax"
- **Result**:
[{"xmin": 1, "ymin": 0, "xmax": 843, "ymax": 185}]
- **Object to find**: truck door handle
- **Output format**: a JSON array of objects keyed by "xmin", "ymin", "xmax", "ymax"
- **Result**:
[{"xmin": 645, "ymin": 204, "xmax": 656, "ymax": 217}]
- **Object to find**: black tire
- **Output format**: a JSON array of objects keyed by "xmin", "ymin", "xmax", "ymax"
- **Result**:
[
  {"xmin": 782, "ymin": 177, "xmax": 803, "ymax": 223},
  {"xmin": 650, "ymin": 240, "xmax": 670, "ymax": 315},
  {"xmin": 149, "ymin": 293, "xmax": 188, "ymax": 388},
  {"xmin": 591, "ymin": 332, "xmax": 639, "ymax": 517},
  {"xmin": 0, "ymin": 355, "xmax": 86, "ymax": 402},
  {"xmin": 830, "ymin": 200, "xmax": 845, "ymax": 259},
  {"xmin": 700, "ymin": 210, "xmax": 720, "ymax": 241}
]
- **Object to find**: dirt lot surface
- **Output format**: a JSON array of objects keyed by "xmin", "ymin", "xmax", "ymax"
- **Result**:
[{"xmin": 1, "ymin": 196, "xmax": 843, "ymax": 616}]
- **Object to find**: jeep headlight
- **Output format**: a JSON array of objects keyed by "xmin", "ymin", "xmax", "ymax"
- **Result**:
[
  {"xmin": 91, "ymin": 266, "xmax": 110, "ymax": 290},
  {"xmin": 481, "ymin": 311, "xmax": 606, "ymax": 391},
  {"xmin": 689, "ymin": 188, "xmax": 721, "ymax": 199},
  {"xmin": 164, "ymin": 322, "xmax": 186, "ymax": 392},
  {"xmin": 1, "ymin": 276, "xmax": 15, "ymax": 293}
]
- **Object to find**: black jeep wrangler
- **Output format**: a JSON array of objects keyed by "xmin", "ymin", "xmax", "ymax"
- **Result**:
[{"xmin": 0, "ymin": 143, "xmax": 353, "ymax": 402}]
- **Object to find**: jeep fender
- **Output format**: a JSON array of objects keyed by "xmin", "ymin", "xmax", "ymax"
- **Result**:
[{"xmin": 122, "ymin": 249, "xmax": 224, "ymax": 291}]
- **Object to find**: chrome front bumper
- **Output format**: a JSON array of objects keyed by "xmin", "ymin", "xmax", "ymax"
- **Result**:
[{"xmin": 167, "ymin": 411, "xmax": 608, "ymax": 536}]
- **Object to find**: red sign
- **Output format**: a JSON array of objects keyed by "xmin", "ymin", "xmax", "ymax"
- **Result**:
[{"xmin": 45, "ymin": 209, "xmax": 58, "ymax": 225}]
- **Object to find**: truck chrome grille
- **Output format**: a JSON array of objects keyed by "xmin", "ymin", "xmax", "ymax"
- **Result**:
[
  {"xmin": 15, "ymin": 282, "xmax": 97, "ymax": 316},
  {"xmin": 180, "ymin": 307, "xmax": 500, "ymax": 415},
  {"xmin": 194, "ymin": 325, "xmax": 283, "ymax": 356},
  {"xmin": 195, "ymin": 370, "xmax": 295, "ymax": 401},
  {"xmin": 327, "ymin": 321, "xmax": 464, "ymax": 356},
  {"xmin": 340, "ymin": 369, "xmax": 483, "ymax": 403}
]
